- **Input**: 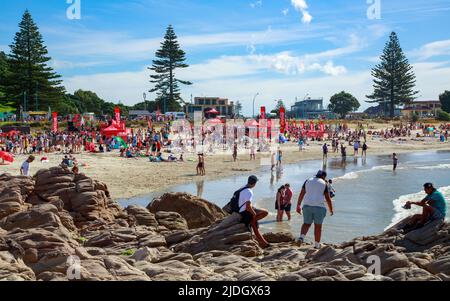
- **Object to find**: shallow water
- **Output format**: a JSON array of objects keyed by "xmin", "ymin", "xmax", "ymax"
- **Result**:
[{"xmin": 119, "ymin": 150, "xmax": 450, "ymax": 244}]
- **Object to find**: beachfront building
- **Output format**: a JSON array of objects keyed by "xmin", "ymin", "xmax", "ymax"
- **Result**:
[
  {"xmin": 290, "ymin": 97, "xmax": 333, "ymax": 119},
  {"xmin": 129, "ymin": 110, "xmax": 153, "ymax": 120},
  {"xmin": 185, "ymin": 97, "xmax": 235, "ymax": 118},
  {"xmin": 401, "ymin": 100, "xmax": 442, "ymax": 118}
]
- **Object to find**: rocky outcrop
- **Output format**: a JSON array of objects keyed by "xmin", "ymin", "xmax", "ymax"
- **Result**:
[
  {"xmin": 147, "ymin": 193, "xmax": 227, "ymax": 229},
  {"xmin": 0, "ymin": 169, "xmax": 449, "ymax": 281},
  {"xmin": 0, "ymin": 174, "xmax": 34, "ymax": 219},
  {"xmin": 173, "ymin": 213, "xmax": 262, "ymax": 257}
]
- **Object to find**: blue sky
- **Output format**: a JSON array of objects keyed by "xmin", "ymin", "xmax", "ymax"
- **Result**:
[{"xmin": 1, "ymin": 0, "xmax": 450, "ymax": 114}]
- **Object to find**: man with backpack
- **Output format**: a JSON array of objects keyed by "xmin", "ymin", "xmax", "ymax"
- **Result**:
[{"xmin": 225, "ymin": 175, "xmax": 270, "ymax": 248}]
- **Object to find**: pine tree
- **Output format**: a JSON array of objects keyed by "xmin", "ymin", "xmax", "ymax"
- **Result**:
[
  {"xmin": 5, "ymin": 10, "xmax": 65, "ymax": 112},
  {"xmin": 149, "ymin": 25, "xmax": 191, "ymax": 113},
  {"xmin": 0, "ymin": 51, "xmax": 8, "ymax": 100},
  {"xmin": 367, "ymin": 32, "xmax": 418, "ymax": 118}
]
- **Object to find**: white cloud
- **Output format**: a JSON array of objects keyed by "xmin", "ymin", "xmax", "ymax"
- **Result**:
[
  {"xmin": 291, "ymin": 0, "xmax": 308, "ymax": 10},
  {"xmin": 250, "ymin": 1, "xmax": 262, "ymax": 9},
  {"xmin": 291, "ymin": 0, "xmax": 313, "ymax": 24},
  {"xmin": 46, "ymin": 26, "xmax": 328, "ymax": 63},
  {"xmin": 411, "ymin": 39, "xmax": 450, "ymax": 60},
  {"xmin": 282, "ymin": 8, "xmax": 290, "ymax": 16}
]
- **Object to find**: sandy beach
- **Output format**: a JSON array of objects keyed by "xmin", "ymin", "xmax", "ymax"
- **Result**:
[{"xmin": 1, "ymin": 128, "xmax": 449, "ymax": 201}]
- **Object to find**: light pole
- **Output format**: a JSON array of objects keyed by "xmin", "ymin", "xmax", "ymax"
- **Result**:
[
  {"xmin": 252, "ymin": 92, "xmax": 259, "ymax": 118},
  {"xmin": 143, "ymin": 93, "xmax": 147, "ymax": 111}
]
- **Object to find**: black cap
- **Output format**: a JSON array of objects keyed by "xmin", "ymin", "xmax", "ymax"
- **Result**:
[
  {"xmin": 316, "ymin": 170, "xmax": 327, "ymax": 178},
  {"xmin": 424, "ymin": 183, "xmax": 434, "ymax": 189},
  {"xmin": 248, "ymin": 175, "xmax": 259, "ymax": 185}
]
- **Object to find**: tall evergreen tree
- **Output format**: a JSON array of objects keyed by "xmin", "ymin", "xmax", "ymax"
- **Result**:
[
  {"xmin": 0, "ymin": 51, "xmax": 8, "ymax": 100},
  {"xmin": 367, "ymin": 32, "xmax": 418, "ymax": 118},
  {"xmin": 439, "ymin": 90, "xmax": 450, "ymax": 113},
  {"xmin": 5, "ymin": 10, "xmax": 65, "ymax": 112},
  {"xmin": 149, "ymin": 25, "xmax": 191, "ymax": 113}
]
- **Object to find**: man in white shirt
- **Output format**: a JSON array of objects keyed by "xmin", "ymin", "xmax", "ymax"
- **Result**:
[
  {"xmin": 238, "ymin": 175, "xmax": 270, "ymax": 248},
  {"xmin": 20, "ymin": 155, "xmax": 35, "ymax": 176},
  {"xmin": 296, "ymin": 170, "xmax": 334, "ymax": 249}
]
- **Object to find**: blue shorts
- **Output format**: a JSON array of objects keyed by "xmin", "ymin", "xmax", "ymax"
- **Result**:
[
  {"xmin": 431, "ymin": 209, "xmax": 445, "ymax": 221},
  {"xmin": 303, "ymin": 205, "xmax": 327, "ymax": 225}
]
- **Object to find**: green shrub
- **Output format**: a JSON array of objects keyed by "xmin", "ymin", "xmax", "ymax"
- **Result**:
[
  {"xmin": 437, "ymin": 110, "xmax": 450, "ymax": 121},
  {"xmin": 121, "ymin": 249, "xmax": 136, "ymax": 256}
]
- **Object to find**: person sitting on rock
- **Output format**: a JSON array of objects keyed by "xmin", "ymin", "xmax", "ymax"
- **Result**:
[
  {"xmin": 238, "ymin": 175, "xmax": 270, "ymax": 248},
  {"xmin": 402, "ymin": 183, "xmax": 447, "ymax": 232}
]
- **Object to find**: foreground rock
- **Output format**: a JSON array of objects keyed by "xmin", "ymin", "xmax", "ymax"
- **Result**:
[
  {"xmin": 0, "ymin": 168, "xmax": 449, "ymax": 281},
  {"xmin": 147, "ymin": 193, "xmax": 227, "ymax": 229}
]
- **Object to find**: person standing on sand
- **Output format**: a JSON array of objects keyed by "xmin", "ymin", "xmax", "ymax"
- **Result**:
[
  {"xmin": 393, "ymin": 153, "xmax": 398, "ymax": 171},
  {"xmin": 296, "ymin": 170, "xmax": 334, "ymax": 249},
  {"xmin": 238, "ymin": 176, "xmax": 270, "ymax": 248},
  {"xmin": 233, "ymin": 143, "xmax": 238, "ymax": 162},
  {"xmin": 20, "ymin": 155, "xmax": 35, "ymax": 177},
  {"xmin": 322, "ymin": 143, "xmax": 328, "ymax": 163},
  {"xmin": 197, "ymin": 153, "xmax": 205, "ymax": 176},
  {"xmin": 250, "ymin": 143, "xmax": 256, "ymax": 160}
]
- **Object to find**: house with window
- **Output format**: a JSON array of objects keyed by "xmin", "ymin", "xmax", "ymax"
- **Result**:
[
  {"xmin": 401, "ymin": 100, "xmax": 442, "ymax": 118},
  {"xmin": 185, "ymin": 97, "xmax": 235, "ymax": 118}
]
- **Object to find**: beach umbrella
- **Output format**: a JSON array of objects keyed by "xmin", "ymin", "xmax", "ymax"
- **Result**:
[{"xmin": 0, "ymin": 151, "xmax": 14, "ymax": 163}]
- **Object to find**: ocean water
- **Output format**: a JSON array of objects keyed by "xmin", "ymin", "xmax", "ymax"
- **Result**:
[{"xmin": 119, "ymin": 150, "xmax": 450, "ymax": 244}]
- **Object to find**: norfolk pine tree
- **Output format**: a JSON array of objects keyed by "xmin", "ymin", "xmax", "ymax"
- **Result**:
[
  {"xmin": 5, "ymin": 10, "xmax": 65, "ymax": 112},
  {"xmin": 367, "ymin": 32, "xmax": 418, "ymax": 118},
  {"xmin": 149, "ymin": 25, "xmax": 191, "ymax": 113}
]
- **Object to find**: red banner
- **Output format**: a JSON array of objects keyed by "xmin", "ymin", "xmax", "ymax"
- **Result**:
[
  {"xmin": 319, "ymin": 123, "xmax": 325, "ymax": 132},
  {"xmin": 52, "ymin": 112, "xmax": 58, "ymax": 133},
  {"xmin": 280, "ymin": 107, "xmax": 286, "ymax": 133},
  {"xmin": 310, "ymin": 122, "xmax": 314, "ymax": 131},
  {"xmin": 260, "ymin": 106, "xmax": 266, "ymax": 120},
  {"xmin": 114, "ymin": 106, "xmax": 121, "ymax": 122}
]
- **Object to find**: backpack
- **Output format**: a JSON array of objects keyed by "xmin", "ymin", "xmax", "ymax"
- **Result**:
[{"xmin": 223, "ymin": 186, "xmax": 248, "ymax": 214}]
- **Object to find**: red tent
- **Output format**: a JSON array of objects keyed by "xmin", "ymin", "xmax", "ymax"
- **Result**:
[
  {"xmin": 205, "ymin": 118, "xmax": 223, "ymax": 125},
  {"xmin": 102, "ymin": 125, "xmax": 122, "ymax": 138},
  {"xmin": 206, "ymin": 109, "xmax": 220, "ymax": 115},
  {"xmin": 245, "ymin": 120, "xmax": 259, "ymax": 127},
  {"xmin": 0, "ymin": 151, "xmax": 14, "ymax": 163}
]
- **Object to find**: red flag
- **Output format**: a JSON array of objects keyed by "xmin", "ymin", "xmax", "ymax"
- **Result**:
[
  {"xmin": 260, "ymin": 106, "xmax": 266, "ymax": 119},
  {"xmin": 310, "ymin": 122, "xmax": 314, "ymax": 131},
  {"xmin": 267, "ymin": 119, "xmax": 271, "ymax": 139},
  {"xmin": 114, "ymin": 106, "xmax": 121, "ymax": 122},
  {"xmin": 320, "ymin": 123, "xmax": 325, "ymax": 132},
  {"xmin": 148, "ymin": 118, "xmax": 152, "ymax": 129},
  {"xmin": 52, "ymin": 112, "xmax": 58, "ymax": 133},
  {"xmin": 280, "ymin": 107, "xmax": 286, "ymax": 133},
  {"xmin": 300, "ymin": 121, "xmax": 305, "ymax": 130}
]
